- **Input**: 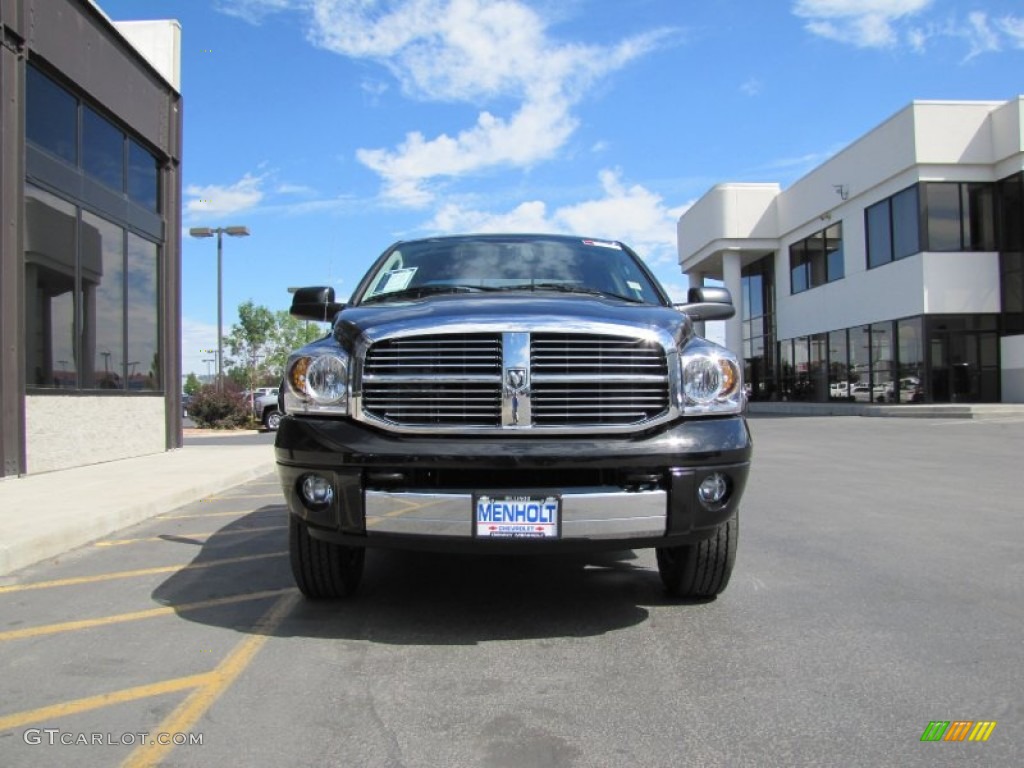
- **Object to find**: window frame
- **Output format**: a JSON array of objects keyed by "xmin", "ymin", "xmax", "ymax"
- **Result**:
[
  {"xmin": 789, "ymin": 221, "xmax": 844, "ymax": 294},
  {"xmin": 26, "ymin": 62, "xmax": 162, "ymax": 214}
]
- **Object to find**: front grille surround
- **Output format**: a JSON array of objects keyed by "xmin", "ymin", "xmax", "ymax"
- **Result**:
[{"xmin": 357, "ymin": 327, "xmax": 679, "ymax": 434}]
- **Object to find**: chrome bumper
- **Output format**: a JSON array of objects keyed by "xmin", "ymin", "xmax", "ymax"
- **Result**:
[{"xmin": 365, "ymin": 489, "xmax": 666, "ymax": 539}]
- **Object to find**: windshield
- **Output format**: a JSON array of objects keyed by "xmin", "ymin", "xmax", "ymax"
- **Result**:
[{"xmin": 356, "ymin": 236, "xmax": 667, "ymax": 305}]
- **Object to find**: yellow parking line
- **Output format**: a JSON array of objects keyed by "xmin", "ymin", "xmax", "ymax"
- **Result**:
[
  {"xmin": 96, "ymin": 525, "xmax": 287, "ymax": 547},
  {"xmin": 0, "ymin": 588, "xmax": 293, "ymax": 642},
  {"xmin": 157, "ymin": 508, "xmax": 284, "ymax": 520},
  {"xmin": 122, "ymin": 592, "xmax": 300, "ymax": 768},
  {"xmin": 0, "ymin": 552, "xmax": 286, "ymax": 595},
  {"xmin": 0, "ymin": 673, "xmax": 214, "ymax": 732}
]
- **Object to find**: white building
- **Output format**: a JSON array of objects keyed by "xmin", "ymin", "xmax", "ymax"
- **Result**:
[{"xmin": 678, "ymin": 97, "xmax": 1024, "ymax": 405}]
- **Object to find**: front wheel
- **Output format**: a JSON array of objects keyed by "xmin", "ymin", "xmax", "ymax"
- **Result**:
[
  {"xmin": 656, "ymin": 514, "xmax": 738, "ymax": 598},
  {"xmin": 289, "ymin": 516, "xmax": 365, "ymax": 598},
  {"xmin": 263, "ymin": 409, "xmax": 282, "ymax": 431}
]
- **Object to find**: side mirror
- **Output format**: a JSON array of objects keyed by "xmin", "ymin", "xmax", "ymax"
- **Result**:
[
  {"xmin": 290, "ymin": 286, "xmax": 344, "ymax": 322},
  {"xmin": 673, "ymin": 286, "xmax": 736, "ymax": 321}
]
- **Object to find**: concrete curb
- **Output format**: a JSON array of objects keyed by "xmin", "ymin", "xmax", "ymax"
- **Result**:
[{"xmin": 0, "ymin": 445, "xmax": 277, "ymax": 578}]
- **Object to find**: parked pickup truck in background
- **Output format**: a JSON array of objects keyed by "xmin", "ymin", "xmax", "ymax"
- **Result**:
[
  {"xmin": 252, "ymin": 388, "xmax": 281, "ymax": 430},
  {"xmin": 274, "ymin": 234, "xmax": 751, "ymax": 601}
]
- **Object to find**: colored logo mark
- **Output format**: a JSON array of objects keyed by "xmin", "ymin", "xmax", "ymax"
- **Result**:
[{"xmin": 920, "ymin": 721, "xmax": 997, "ymax": 742}]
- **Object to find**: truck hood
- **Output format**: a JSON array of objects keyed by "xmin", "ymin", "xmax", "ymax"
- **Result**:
[{"xmin": 331, "ymin": 293, "xmax": 694, "ymax": 348}]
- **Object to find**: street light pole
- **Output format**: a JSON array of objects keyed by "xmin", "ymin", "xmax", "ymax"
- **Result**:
[
  {"xmin": 217, "ymin": 229, "xmax": 223, "ymax": 392},
  {"xmin": 189, "ymin": 225, "xmax": 250, "ymax": 392}
]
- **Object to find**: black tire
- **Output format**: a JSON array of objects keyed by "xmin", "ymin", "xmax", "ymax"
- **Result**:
[
  {"xmin": 656, "ymin": 513, "xmax": 738, "ymax": 598},
  {"xmin": 263, "ymin": 409, "xmax": 282, "ymax": 431},
  {"xmin": 289, "ymin": 516, "xmax": 365, "ymax": 598}
]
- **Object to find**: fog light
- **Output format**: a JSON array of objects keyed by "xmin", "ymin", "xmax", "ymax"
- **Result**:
[
  {"xmin": 301, "ymin": 475, "xmax": 334, "ymax": 507},
  {"xmin": 698, "ymin": 473, "xmax": 729, "ymax": 506}
]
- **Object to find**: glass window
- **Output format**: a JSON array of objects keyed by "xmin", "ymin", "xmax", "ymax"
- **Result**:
[
  {"xmin": 790, "ymin": 241, "xmax": 808, "ymax": 294},
  {"xmin": 1000, "ymin": 174, "xmax": 1023, "ymax": 252},
  {"xmin": 128, "ymin": 139, "xmax": 159, "ymax": 211},
  {"xmin": 925, "ymin": 183, "xmax": 961, "ymax": 252},
  {"xmin": 779, "ymin": 339, "xmax": 795, "ymax": 400},
  {"xmin": 747, "ymin": 273, "xmax": 764, "ymax": 318},
  {"xmin": 806, "ymin": 231, "xmax": 826, "ymax": 288},
  {"xmin": 83, "ymin": 106, "xmax": 125, "ymax": 191},
  {"xmin": 26, "ymin": 65, "xmax": 78, "ymax": 165},
  {"xmin": 793, "ymin": 336, "xmax": 810, "ymax": 400},
  {"xmin": 126, "ymin": 234, "xmax": 160, "ymax": 391},
  {"xmin": 866, "ymin": 200, "xmax": 892, "ymax": 268},
  {"xmin": 826, "ymin": 224, "xmax": 844, "ymax": 281},
  {"xmin": 81, "ymin": 212, "xmax": 124, "ymax": 389},
  {"xmin": 809, "ymin": 333, "xmax": 828, "ymax": 401},
  {"xmin": 850, "ymin": 325, "xmax": 872, "ymax": 401},
  {"xmin": 892, "ymin": 186, "xmax": 920, "ymax": 259},
  {"xmin": 896, "ymin": 318, "xmax": 923, "ymax": 404},
  {"xmin": 828, "ymin": 329, "xmax": 849, "ymax": 400},
  {"xmin": 870, "ymin": 322, "xmax": 894, "ymax": 403},
  {"xmin": 24, "ymin": 186, "xmax": 78, "ymax": 388},
  {"xmin": 964, "ymin": 183, "xmax": 996, "ymax": 251}
]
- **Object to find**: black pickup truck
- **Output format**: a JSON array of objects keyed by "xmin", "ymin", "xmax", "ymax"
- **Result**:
[{"xmin": 275, "ymin": 234, "xmax": 751, "ymax": 599}]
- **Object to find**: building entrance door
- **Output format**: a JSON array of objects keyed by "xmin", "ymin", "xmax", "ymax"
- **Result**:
[
  {"xmin": 929, "ymin": 336, "xmax": 951, "ymax": 402},
  {"xmin": 928, "ymin": 330, "xmax": 999, "ymax": 403}
]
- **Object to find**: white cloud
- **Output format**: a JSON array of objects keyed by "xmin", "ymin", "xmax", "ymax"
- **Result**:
[
  {"xmin": 999, "ymin": 15, "xmax": 1024, "ymax": 47},
  {"xmin": 180, "ymin": 317, "xmax": 220, "ymax": 380},
  {"xmin": 740, "ymin": 77, "xmax": 762, "ymax": 96},
  {"xmin": 275, "ymin": 182, "xmax": 316, "ymax": 195},
  {"xmin": 907, "ymin": 26, "xmax": 928, "ymax": 53},
  {"xmin": 214, "ymin": 0, "xmax": 303, "ymax": 25},
  {"xmin": 795, "ymin": 1, "xmax": 1024, "ymax": 57},
  {"xmin": 424, "ymin": 169, "xmax": 688, "ymax": 265},
  {"xmin": 185, "ymin": 173, "xmax": 265, "ymax": 217},
  {"xmin": 356, "ymin": 103, "xmax": 579, "ymax": 206},
  {"xmin": 962, "ymin": 11, "xmax": 1001, "ymax": 59},
  {"xmin": 793, "ymin": 0, "xmax": 932, "ymax": 48},
  {"xmin": 305, "ymin": 0, "xmax": 672, "ymax": 205}
]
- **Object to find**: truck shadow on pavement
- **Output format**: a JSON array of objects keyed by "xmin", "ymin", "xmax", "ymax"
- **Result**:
[{"xmin": 151, "ymin": 507, "xmax": 713, "ymax": 645}]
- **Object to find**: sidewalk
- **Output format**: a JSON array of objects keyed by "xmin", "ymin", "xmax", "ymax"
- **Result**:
[
  {"xmin": 0, "ymin": 433, "xmax": 277, "ymax": 577},
  {"xmin": 748, "ymin": 402, "xmax": 1024, "ymax": 418}
]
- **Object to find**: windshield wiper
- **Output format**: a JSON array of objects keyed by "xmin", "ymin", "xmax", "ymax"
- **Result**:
[
  {"xmin": 496, "ymin": 282, "xmax": 646, "ymax": 304},
  {"xmin": 360, "ymin": 284, "xmax": 499, "ymax": 304}
]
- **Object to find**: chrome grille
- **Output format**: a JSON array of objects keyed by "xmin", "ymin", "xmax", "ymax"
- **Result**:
[
  {"xmin": 362, "ymin": 334, "xmax": 502, "ymax": 426},
  {"xmin": 360, "ymin": 331, "xmax": 670, "ymax": 430},
  {"xmin": 531, "ymin": 334, "xmax": 669, "ymax": 426}
]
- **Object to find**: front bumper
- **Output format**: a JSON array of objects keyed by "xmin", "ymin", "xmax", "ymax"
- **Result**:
[{"xmin": 275, "ymin": 415, "xmax": 751, "ymax": 553}]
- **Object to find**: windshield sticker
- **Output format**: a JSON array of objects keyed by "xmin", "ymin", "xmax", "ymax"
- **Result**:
[
  {"xmin": 627, "ymin": 280, "xmax": 643, "ymax": 293},
  {"xmin": 379, "ymin": 267, "xmax": 417, "ymax": 293},
  {"xmin": 582, "ymin": 239, "xmax": 621, "ymax": 250}
]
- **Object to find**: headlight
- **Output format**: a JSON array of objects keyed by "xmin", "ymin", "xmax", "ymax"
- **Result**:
[
  {"xmin": 681, "ymin": 342, "xmax": 744, "ymax": 416},
  {"xmin": 284, "ymin": 349, "xmax": 349, "ymax": 416}
]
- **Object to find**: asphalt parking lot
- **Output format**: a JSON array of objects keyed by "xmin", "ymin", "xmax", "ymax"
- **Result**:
[{"xmin": 0, "ymin": 415, "xmax": 1020, "ymax": 767}]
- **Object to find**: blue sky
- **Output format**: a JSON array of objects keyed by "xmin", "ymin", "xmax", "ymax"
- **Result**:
[{"xmin": 97, "ymin": 0, "xmax": 1024, "ymax": 378}]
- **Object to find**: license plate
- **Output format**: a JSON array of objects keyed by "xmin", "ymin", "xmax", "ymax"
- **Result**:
[{"xmin": 474, "ymin": 494, "xmax": 561, "ymax": 539}]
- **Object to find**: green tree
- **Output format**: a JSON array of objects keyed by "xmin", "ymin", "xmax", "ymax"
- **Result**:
[
  {"xmin": 265, "ymin": 310, "xmax": 327, "ymax": 377},
  {"xmin": 226, "ymin": 300, "xmax": 277, "ymax": 392},
  {"xmin": 183, "ymin": 372, "xmax": 202, "ymax": 396}
]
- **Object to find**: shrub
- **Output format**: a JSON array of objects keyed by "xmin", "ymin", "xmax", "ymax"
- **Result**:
[{"xmin": 188, "ymin": 385, "xmax": 251, "ymax": 429}]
